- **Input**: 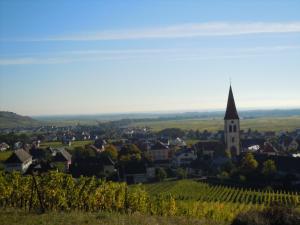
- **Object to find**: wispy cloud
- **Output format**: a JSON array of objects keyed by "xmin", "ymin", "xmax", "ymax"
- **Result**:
[
  {"xmin": 12, "ymin": 21, "xmax": 300, "ymax": 42},
  {"xmin": 0, "ymin": 45, "xmax": 299, "ymax": 65}
]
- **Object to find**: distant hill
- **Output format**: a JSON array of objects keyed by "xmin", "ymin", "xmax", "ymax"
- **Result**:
[{"xmin": 0, "ymin": 111, "xmax": 42, "ymax": 129}]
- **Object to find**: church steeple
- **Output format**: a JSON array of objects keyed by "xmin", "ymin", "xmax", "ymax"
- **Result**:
[
  {"xmin": 224, "ymin": 85, "xmax": 240, "ymax": 156},
  {"xmin": 224, "ymin": 85, "xmax": 239, "ymax": 120}
]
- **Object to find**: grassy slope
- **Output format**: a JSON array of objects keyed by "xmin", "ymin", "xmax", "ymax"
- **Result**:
[
  {"xmin": 0, "ymin": 111, "xmax": 42, "ymax": 129},
  {"xmin": 130, "ymin": 116, "xmax": 300, "ymax": 132},
  {"xmin": 0, "ymin": 209, "xmax": 218, "ymax": 225}
]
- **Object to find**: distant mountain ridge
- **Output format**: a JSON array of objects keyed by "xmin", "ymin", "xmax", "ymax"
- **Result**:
[
  {"xmin": 0, "ymin": 111, "xmax": 41, "ymax": 129},
  {"xmin": 1, "ymin": 109, "xmax": 300, "ymax": 129}
]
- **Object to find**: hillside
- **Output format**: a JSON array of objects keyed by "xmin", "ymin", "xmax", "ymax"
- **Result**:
[{"xmin": 0, "ymin": 111, "xmax": 42, "ymax": 129}]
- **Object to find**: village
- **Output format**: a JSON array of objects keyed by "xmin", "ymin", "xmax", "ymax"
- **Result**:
[{"xmin": 1, "ymin": 86, "xmax": 300, "ymax": 189}]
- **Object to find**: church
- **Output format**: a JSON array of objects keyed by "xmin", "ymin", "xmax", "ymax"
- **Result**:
[{"xmin": 224, "ymin": 86, "xmax": 240, "ymax": 156}]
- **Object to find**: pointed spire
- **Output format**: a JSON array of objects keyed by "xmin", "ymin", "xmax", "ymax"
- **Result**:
[{"xmin": 224, "ymin": 85, "xmax": 239, "ymax": 120}]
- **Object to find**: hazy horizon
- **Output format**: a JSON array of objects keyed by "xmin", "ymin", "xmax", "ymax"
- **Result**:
[{"xmin": 1, "ymin": 1, "xmax": 300, "ymax": 115}]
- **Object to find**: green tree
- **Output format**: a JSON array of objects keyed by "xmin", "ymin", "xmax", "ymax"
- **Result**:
[
  {"xmin": 176, "ymin": 168, "xmax": 187, "ymax": 179},
  {"xmin": 155, "ymin": 168, "xmax": 167, "ymax": 182},
  {"xmin": 240, "ymin": 152, "xmax": 258, "ymax": 173},
  {"xmin": 158, "ymin": 128, "xmax": 185, "ymax": 139},
  {"xmin": 262, "ymin": 160, "xmax": 277, "ymax": 177},
  {"xmin": 103, "ymin": 144, "xmax": 118, "ymax": 161},
  {"xmin": 119, "ymin": 144, "xmax": 141, "ymax": 162},
  {"xmin": 218, "ymin": 171, "xmax": 230, "ymax": 181}
]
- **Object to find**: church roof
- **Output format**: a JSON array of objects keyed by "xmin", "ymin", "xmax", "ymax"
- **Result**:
[{"xmin": 224, "ymin": 86, "xmax": 239, "ymax": 120}]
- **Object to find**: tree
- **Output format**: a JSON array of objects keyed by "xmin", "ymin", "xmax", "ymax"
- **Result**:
[
  {"xmin": 218, "ymin": 171, "xmax": 230, "ymax": 181},
  {"xmin": 158, "ymin": 128, "xmax": 185, "ymax": 139},
  {"xmin": 176, "ymin": 168, "xmax": 187, "ymax": 179},
  {"xmin": 240, "ymin": 152, "xmax": 258, "ymax": 173},
  {"xmin": 262, "ymin": 160, "xmax": 277, "ymax": 177},
  {"xmin": 155, "ymin": 168, "xmax": 167, "ymax": 182},
  {"xmin": 103, "ymin": 144, "xmax": 118, "ymax": 161},
  {"xmin": 119, "ymin": 144, "xmax": 141, "ymax": 162}
]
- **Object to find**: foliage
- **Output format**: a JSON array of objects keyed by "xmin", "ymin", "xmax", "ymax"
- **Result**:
[
  {"xmin": 232, "ymin": 204, "xmax": 300, "ymax": 225},
  {"xmin": 119, "ymin": 144, "xmax": 142, "ymax": 162},
  {"xmin": 155, "ymin": 168, "xmax": 167, "ymax": 182},
  {"xmin": 157, "ymin": 128, "xmax": 185, "ymax": 138},
  {"xmin": 102, "ymin": 144, "xmax": 118, "ymax": 161},
  {"xmin": 240, "ymin": 153, "xmax": 258, "ymax": 174},
  {"xmin": 0, "ymin": 172, "xmax": 299, "ymax": 224},
  {"xmin": 176, "ymin": 168, "xmax": 188, "ymax": 180},
  {"xmin": 218, "ymin": 171, "xmax": 230, "ymax": 181},
  {"xmin": 262, "ymin": 160, "xmax": 277, "ymax": 177}
]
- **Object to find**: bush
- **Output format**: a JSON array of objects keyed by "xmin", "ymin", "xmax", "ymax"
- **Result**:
[
  {"xmin": 231, "ymin": 210, "xmax": 268, "ymax": 225},
  {"xmin": 231, "ymin": 205, "xmax": 300, "ymax": 225},
  {"xmin": 176, "ymin": 168, "xmax": 187, "ymax": 180},
  {"xmin": 155, "ymin": 168, "xmax": 167, "ymax": 182}
]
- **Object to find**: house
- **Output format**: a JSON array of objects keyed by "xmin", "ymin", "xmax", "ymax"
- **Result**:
[
  {"xmin": 172, "ymin": 148, "xmax": 197, "ymax": 167},
  {"xmin": 170, "ymin": 137, "xmax": 187, "ymax": 147},
  {"xmin": 4, "ymin": 149, "xmax": 32, "ymax": 173},
  {"xmin": 0, "ymin": 142, "xmax": 10, "ymax": 151},
  {"xmin": 101, "ymin": 156, "xmax": 116, "ymax": 176},
  {"xmin": 94, "ymin": 139, "xmax": 107, "ymax": 152},
  {"xmin": 70, "ymin": 155, "xmax": 116, "ymax": 178},
  {"xmin": 194, "ymin": 141, "xmax": 225, "ymax": 159},
  {"xmin": 122, "ymin": 161, "xmax": 148, "ymax": 184},
  {"xmin": 148, "ymin": 141, "xmax": 171, "ymax": 165},
  {"xmin": 259, "ymin": 142, "xmax": 279, "ymax": 156},
  {"xmin": 62, "ymin": 138, "xmax": 72, "ymax": 146},
  {"xmin": 52, "ymin": 148, "xmax": 72, "ymax": 172},
  {"xmin": 287, "ymin": 139, "xmax": 300, "ymax": 152},
  {"xmin": 241, "ymin": 139, "xmax": 265, "ymax": 152},
  {"xmin": 13, "ymin": 141, "xmax": 23, "ymax": 150}
]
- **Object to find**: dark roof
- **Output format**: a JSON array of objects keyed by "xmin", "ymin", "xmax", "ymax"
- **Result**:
[
  {"xmin": 53, "ymin": 149, "xmax": 72, "ymax": 162},
  {"xmin": 174, "ymin": 148, "xmax": 194, "ymax": 157},
  {"xmin": 194, "ymin": 141, "xmax": 224, "ymax": 152},
  {"xmin": 224, "ymin": 85, "xmax": 239, "ymax": 120},
  {"xmin": 5, "ymin": 149, "xmax": 32, "ymax": 164},
  {"xmin": 151, "ymin": 141, "xmax": 168, "ymax": 150}
]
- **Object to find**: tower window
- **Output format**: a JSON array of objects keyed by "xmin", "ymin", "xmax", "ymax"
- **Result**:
[
  {"xmin": 232, "ymin": 137, "xmax": 235, "ymax": 143},
  {"xmin": 229, "ymin": 125, "xmax": 232, "ymax": 133},
  {"xmin": 233, "ymin": 125, "xmax": 237, "ymax": 132}
]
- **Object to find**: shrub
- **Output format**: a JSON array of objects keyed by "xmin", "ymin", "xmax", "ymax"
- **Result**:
[
  {"xmin": 231, "ymin": 210, "xmax": 268, "ymax": 225},
  {"xmin": 231, "ymin": 205, "xmax": 300, "ymax": 225}
]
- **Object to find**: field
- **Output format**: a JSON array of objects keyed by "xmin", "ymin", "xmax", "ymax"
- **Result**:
[
  {"xmin": 40, "ymin": 140, "xmax": 93, "ymax": 150},
  {"xmin": 142, "ymin": 180, "xmax": 299, "ymax": 205},
  {"xmin": 130, "ymin": 116, "xmax": 300, "ymax": 132}
]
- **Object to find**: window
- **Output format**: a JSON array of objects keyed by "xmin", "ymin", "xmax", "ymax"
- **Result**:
[
  {"xmin": 229, "ymin": 125, "xmax": 232, "ymax": 132},
  {"xmin": 233, "ymin": 125, "xmax": 237, "ymax": 132},
  {"xmin": 232, "ymin": 137, "xmax": 235, "ymax": 143}
]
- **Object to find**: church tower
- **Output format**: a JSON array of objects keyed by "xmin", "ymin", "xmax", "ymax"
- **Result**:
[{"xmin": 224, "ymin": 85, "xmax": 240, "ymax": 156}]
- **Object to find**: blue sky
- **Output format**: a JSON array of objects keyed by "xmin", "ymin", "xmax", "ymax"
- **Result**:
[{"xmin": 0, "ymin": 0, "xmax": 300, "ymax": 116}]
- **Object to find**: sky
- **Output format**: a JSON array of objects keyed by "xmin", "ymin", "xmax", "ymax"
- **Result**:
[{"xmin": 0, "ymin": 0, "xmax": 300, "ymax": 116}]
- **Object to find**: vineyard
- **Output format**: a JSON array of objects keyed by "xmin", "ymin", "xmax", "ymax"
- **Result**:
[
  {"xmin": 0, "ymin": 172, "xmax": 299, "ymax": 224},
  {"xmin": 143, "ymin": 180, "xmax": 300, "ymax": 206}
]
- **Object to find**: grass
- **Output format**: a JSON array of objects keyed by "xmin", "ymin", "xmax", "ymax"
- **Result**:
[
  {"xmin": 0, "ymin": 151, "xmax": 12, "ymax": 162},
  {"xmin": 0, "ymin": 208, "xmax": 219, "ymax": 225},
  {"xmin": 40, "ymin": 140, "xmax": 93, "ymax": 151},
  {"xmin": 130, "ymin": 116, "xmax": 300, "ymax": 132}
]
